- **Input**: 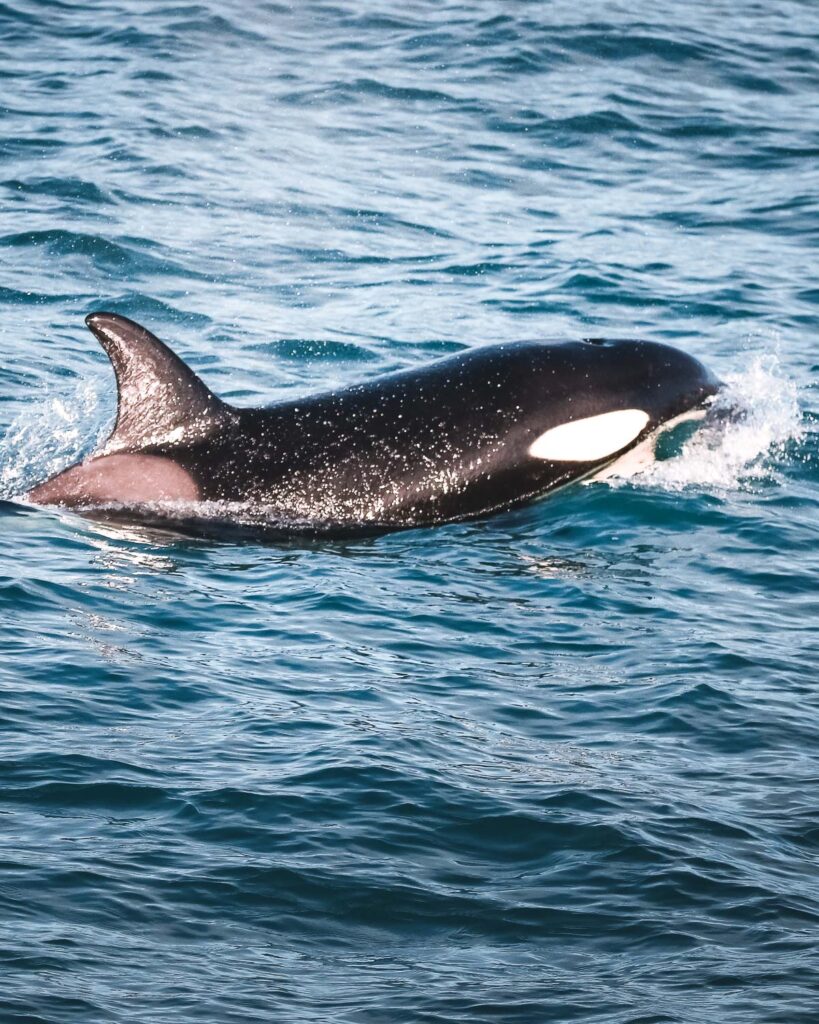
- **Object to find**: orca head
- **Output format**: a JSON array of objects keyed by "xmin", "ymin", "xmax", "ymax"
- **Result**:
[
  {"xmin": 578, "ymin": 337, "xmax": 721, "ymax": 424},
  {"xmin": 527, "ymin": 337, "xmax": 722, "ymax": 466}
]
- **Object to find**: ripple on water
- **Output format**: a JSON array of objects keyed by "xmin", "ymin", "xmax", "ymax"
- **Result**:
[{"xmin": 0, "ymin": 1, "xmax": 818, "ymax": 1022}]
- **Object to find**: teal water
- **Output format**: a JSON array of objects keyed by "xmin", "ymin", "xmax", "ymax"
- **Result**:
[{"xmin": 1, "ymin": 2, "xmax": 818, "ymax": 1021}]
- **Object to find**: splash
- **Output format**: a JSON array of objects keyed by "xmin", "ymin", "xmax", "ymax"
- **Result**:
[
  {"xmin": 0, "ymin": 373, "xmax": 111, "ymax": 501},
  {"xmin": 2, "ymin": 349, "xmax": 804, "ymax": 520},
  {"xmin": 628, "ymin": 352, "xmax": 803, "ymax": 493}
]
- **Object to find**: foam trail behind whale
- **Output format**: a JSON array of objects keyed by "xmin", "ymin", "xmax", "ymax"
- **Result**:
[{"xmin": 0, "ymin": 374, "xmax": 110, "ymax": 501}]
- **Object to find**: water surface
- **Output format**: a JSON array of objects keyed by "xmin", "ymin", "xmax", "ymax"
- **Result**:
[{"xmin": 1, "ymin": 2, "xmax": 818, "ymax": 1022}]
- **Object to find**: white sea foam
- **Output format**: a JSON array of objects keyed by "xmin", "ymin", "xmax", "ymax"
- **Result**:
[
  {"xmin": 613, "ymin": 351, "xmax": 804, "ymax": 493},
  {"xmin": 0, "ymin": 373, "xmax": 111, "ymax": 501}
]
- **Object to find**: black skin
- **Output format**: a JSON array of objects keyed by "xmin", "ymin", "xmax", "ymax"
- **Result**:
[
  {"xmin": 132, "ymin": 338, "xmax": 721, "ymax": 532},
  {"xmin": 26, "ymin": 314, "xmax": 721, "ymax": 538}
]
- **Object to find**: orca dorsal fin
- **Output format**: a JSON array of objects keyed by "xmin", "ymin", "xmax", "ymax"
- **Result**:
[{"xmin": 85, "ymin": 312, "xmax": 234, "ymax": 455}]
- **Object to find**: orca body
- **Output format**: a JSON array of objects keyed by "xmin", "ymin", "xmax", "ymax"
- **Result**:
[{"xmin": 26, "ymin": 313, "xmax": 721, "ymax": 536}]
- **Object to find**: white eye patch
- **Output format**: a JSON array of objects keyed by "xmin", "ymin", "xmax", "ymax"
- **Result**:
[{"xmin": 528, "ymin": 409, "xmax": 650, "ymax": 462}]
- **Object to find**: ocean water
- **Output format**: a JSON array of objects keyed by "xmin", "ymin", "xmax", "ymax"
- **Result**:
[{"xmin": 1, "ymin": 1, "xmax": 818, "ymax": 1021}]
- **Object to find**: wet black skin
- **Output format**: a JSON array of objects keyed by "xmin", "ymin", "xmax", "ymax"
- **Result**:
[
  {"xmin": 134, "ymin": 339, "xmax": 719, "ymax": 529},
  {"xmin": 26, "ymin": 315, "xmax": 721, "ymax": 536}
]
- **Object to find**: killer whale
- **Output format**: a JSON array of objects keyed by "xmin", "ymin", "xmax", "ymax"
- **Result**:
[{"xmin": 26, "ymin": 313, "xmax": 720, "ymax": 536}]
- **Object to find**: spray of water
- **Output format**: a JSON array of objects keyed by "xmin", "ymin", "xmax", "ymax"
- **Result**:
[
  {"xmin": 629, "ymin": 352, "xmax": 804, "ymax": 492},
  {"xmin": 0, "ymin": 349, "xmax": 804, "ymax": 512},
  {"xmin": 0, "ymin": 373, "xmax": 111, "ymax": 501}
]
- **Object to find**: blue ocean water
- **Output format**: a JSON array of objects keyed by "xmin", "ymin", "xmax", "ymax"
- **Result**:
[{"xmin": 1, "ymin": 1, "xmax": 818, "ymax": 1020}]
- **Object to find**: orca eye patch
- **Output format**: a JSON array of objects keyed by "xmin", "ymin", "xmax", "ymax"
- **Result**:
[{"xmin": 528, "ymin": 409, "xmax": 650, "ymax": 462}]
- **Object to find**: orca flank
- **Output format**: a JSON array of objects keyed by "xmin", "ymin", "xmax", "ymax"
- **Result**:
[{"xmin": 26, "ymin": 313, "xmax": 721, "ymax": 536}]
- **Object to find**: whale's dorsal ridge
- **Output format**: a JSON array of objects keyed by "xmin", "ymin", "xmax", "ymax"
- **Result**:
[
  {"xmin": 26, "ymin": 320, "xmax": 721, "ymax": 532},
  {"xmin": 86, "ymin": 312, "xmax": 233, "ymax": 455}
]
